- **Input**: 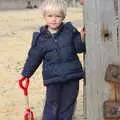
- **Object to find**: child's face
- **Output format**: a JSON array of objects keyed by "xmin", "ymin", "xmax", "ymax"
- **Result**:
[{"xmin": 44, "ymin": 10, "xmax": 65, "ymax": 30}]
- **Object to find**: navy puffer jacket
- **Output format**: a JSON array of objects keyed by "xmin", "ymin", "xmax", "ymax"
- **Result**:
[{"xmin": 22, "ymin": 22, "xmax": 86, "ymax": 85}]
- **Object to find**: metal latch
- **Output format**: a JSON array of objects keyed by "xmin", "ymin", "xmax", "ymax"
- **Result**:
[
  {"xmin": 104, "ymin": 64, "xmax": 120, "ymax": 118},
  {"xmin": 104, "ymin": 100, "xmax": 120, "ymax": 118},
  {"xmin": 105, "ymin": 64, "xmax": 120, "ymax": 83}
]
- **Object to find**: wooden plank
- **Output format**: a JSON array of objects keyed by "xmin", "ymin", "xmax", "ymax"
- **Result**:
[{"xmin": 84, "ymin": 0, "xmax": 120, "ymax": 119}]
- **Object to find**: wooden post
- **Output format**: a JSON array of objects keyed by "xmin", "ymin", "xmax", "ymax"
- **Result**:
[{"xmin": 84, "ymin": 0, "xmax": 120, "ymax": 120}]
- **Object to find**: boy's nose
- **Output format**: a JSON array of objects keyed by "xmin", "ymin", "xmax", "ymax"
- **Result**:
[
  {"xmin": 52, "ymin": 16, "xmax": 56, "ymax": 19},
  {"xmin": 52, "ymin": 17, "xmax": 56, "ymax": 21}
]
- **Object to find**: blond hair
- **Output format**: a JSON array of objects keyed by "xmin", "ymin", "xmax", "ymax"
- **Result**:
[{"xmin": 40, "ymin": 0, "xmax": 67, "ymax": 17}]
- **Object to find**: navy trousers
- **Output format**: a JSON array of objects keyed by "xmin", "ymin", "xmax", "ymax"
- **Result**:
[{"xmin": 42, "ymin": 80, "xmax": 79, "ymax": 120}]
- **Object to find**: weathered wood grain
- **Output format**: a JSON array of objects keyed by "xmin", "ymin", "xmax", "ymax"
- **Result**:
[{"xmin": 84, "ymin": 0, "xmax": 120, "ymax": 120}]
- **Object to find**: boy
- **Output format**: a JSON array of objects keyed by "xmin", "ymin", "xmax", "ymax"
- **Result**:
[{"xmin": 20, "ymin": 0, "xmax": 85, "ymax": 119}]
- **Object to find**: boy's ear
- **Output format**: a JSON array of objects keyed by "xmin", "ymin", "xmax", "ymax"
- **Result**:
[
  {"xmin": 62, "ymin": 15, "xmax": 66, "ymax": 20},
  {"xmin": 63, "ymin": 17, "xmax": 65, "ymax": 20}
]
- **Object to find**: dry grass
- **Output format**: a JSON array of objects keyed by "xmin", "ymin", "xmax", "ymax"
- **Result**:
[{"xmin": 0, "ymin": 8, "xmax": 85, "ymax": 120}]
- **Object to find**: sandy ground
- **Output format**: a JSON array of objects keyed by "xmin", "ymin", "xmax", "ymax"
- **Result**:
[{"xmin": 0, "ymin": 8, "xmax": 85, "ymax": 120}]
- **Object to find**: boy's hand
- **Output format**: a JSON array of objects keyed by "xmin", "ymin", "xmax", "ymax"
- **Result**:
[
  {"xmin": 18, "ymin": 77, "xmax": 30, "ymax": 95},
  {"xmin": 80, "ymin": 0, "xmax": 84, "ymax": 5},
  {"xmin": 80, "ymin": 27, "xmax": 85, "ymax": 40}
]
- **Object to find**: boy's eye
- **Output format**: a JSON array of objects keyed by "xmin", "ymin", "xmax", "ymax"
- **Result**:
[
  {"xmin": 56, "ymin": 15, "xmax": 62, "ymax": 18},
  {"xmin": 47, "ymin": 14, "xmax": 62, "ymax": 18},
  {"xmin": 48, "ymin": 15, "xmax": 52, "ymax": 17}
]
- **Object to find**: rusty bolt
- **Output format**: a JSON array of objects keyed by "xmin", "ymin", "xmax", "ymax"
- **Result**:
[
  {"xmin": 111, "ymin": 66, "xmax": 119, "ymax": 78},
  {"xmin": 111, "ymin": 107, "xmax": 118, "ymax": 115}
]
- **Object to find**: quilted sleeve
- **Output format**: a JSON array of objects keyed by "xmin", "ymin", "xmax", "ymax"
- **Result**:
[
  {"xmin": 21, "ymin": 32, "xmax": 45, "ymax": 78},
  {"xmin": 73, "ymin": 29, "xmax": 86, "ymax": 53}
]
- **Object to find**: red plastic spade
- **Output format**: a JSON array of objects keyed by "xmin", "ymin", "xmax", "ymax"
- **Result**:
[{"xmin": 19, "ymin": 77, "xmax": 35, "ymax": 120}]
